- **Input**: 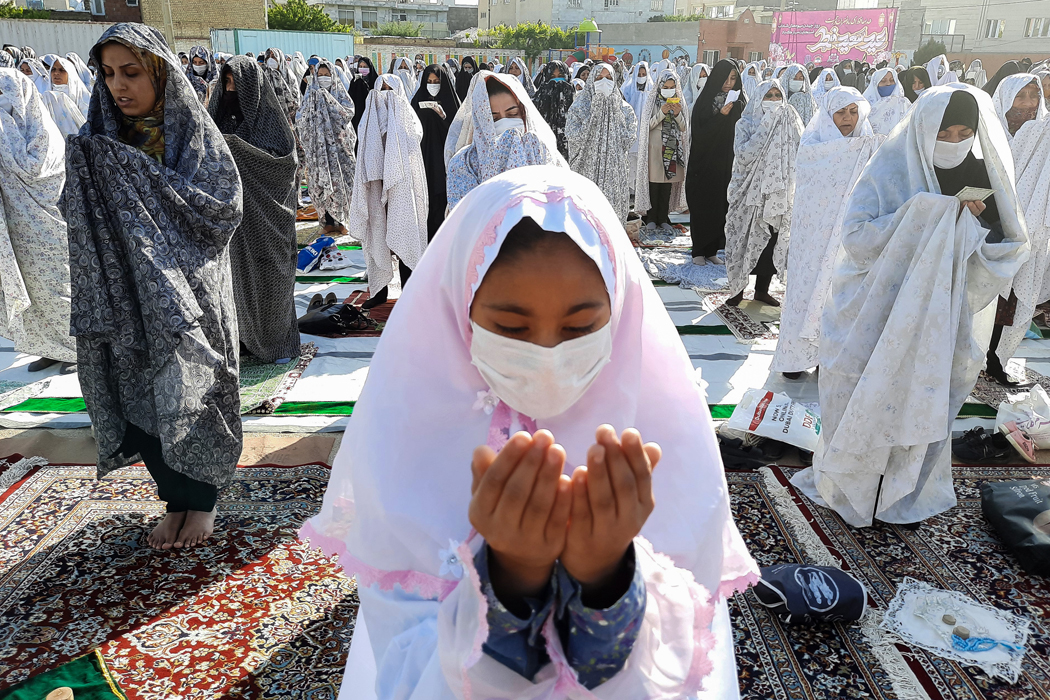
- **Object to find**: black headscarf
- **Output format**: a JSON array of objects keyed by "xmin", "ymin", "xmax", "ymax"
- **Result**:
[
  {"xmin": 533, "ymin": 60, "xmax": 575, "ymax": 158},
  {"xmin": 902, "ymin": 67, "xmax": 932, "ymax": 102},
  {"xmin": 809, "ymin": 65, "xmax": 823, "ymax": 84},
  {"xmin": 685, "ymin": 59, "xmax": 745, "ymax": 259},
  {"xmin": 933, "ymin": 91, "xmax": 1000, "ymax": 225},
  {"xmin": 456, "ymin": 56, "xmax": 478, "ymax": 102},
  {"xmin": 347, "ymin": 56, "xmax": 377, "ymax": 132},
  {"xmin": 411, "ymin": 64, "xmax": 461, "ymax": 239},
  {"xmin": 983, "ymin": 60, "xmax": 1020, "ymax": 96}
]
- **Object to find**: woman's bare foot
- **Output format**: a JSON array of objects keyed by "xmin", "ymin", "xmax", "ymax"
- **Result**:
[
  {"xmin": 755, "ymin": 292, "xmax": 780, "ymax": 307},
  {"xmin": 148, "ymin": 511, "xmax": 186, "ymax": 551},
  {"xmin": 174, "ymin": 508, "xmax": 217, "ymax": 549},
  {"xmin": 725, "ymin": 291, "xmax": 745, "ymax": 307}
]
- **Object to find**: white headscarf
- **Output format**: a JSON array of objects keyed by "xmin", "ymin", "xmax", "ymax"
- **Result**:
[
  {"xmin": 349, "ymin": 73, "xmax": 428, "ymax": 295},
  {"xmin": 391, "ymin": 56, "xmax": 416, "ymax": 97},
  {"xmin": 634, "ymin": 68, "xmax": 690, "ymax": 216},
  {"xmin": 991, "ymin": 73, "xmax": 1047, "ymax": 140},
  {"xmin": 965, "ymin": 59, "xmax": 987, "ymax": 88},
  {"xmin": 802, "ymin": 86, "xmax": 873, "ymax": 146},
  {"xmin": 781, "ymin": 63, "xmax": 818, "ymax": 127},
  {"xmin": 741, "ymin": 61, "xmax": 761, "ymax": 99},
  {"xmin": 300, "ymin": 165, "xmax": 757, "ymax": 695},
  {"xmin": 65, "ymin": 52, "xmax": 93, "ymax": 89},
  {"xmin": 502, "ymin": 56, "xmax": 536, "ymax": 96},
  {"xmin": 291, "ymin": 51, "xmax": 308, "ymax": 82},
  {"xmin": 17, "ymin": 59, "xmax": 50, "ymax": 95},
  {"xmin": 812, "ymin": 67, "xmax": 841, "ymax": 98},
  {"xmin": 619, "ymin": 60, "xmax": 653, "ymax": 128},
  {"xmin": 48, "ymin": 56, "xmax": 90, "ymax": 115},
  {"xmin": 925, "ymin": 54, "xmax": 957, "ymax": 86},
  {"xmin": 684, "ymin": 62, "xmax": 710, "ymax": 110},
  {"xmin": 861, "ymin": 67, "xmax": 912, "ymax": 135}
]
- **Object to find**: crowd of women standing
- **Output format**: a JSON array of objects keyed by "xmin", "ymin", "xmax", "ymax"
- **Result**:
[{"xmin": 3, "ymin": 25, "xmax": 1050, "ymax": 697}]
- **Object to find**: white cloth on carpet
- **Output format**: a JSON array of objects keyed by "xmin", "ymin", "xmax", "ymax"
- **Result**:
[
  {"xmin": 862, "ymin": 67, "xmax": 912, "ymax": 135},
  {"xmin": 793, "ymin": 85, "xmax": 1029, "ymax": 527},
  {"xmin": 773, "ymin": 87, "xmax": 883, "ymax": 373},
  {"xmin": 301, "ymin": 165, "xmax": 757, "ymax": 698},
  {"xmin": 723, "ymin": 79, "xmax": 804, "ymax": 296},
  {"xmin": 349, "ymin": 74, "xmax": 428, "ymax": 295}
]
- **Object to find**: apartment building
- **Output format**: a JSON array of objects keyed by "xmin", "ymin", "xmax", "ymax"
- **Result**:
[
  {"xmin": 324, "ymin": 0, "xmax": 451, "ymax": 37},
  {"xmin": 911, "ymin": 0, "xmax": 1050, "ymax": 73},
  {"xmin": 480, "ymin": 0, "xmax": 676, "ymax": 32}
]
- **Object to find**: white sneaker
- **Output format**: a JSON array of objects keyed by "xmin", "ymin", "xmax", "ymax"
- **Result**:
[{"xmin": 693, "ymin": 256, "xmax": 706, "ymax": 266}]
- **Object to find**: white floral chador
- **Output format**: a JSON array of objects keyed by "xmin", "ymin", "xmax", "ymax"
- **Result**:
[
  {"xmin": 349, "ymin": 74, "xmax": 429, "ymax": 296},
  {"xmin": 0, "ymin": 69, "xmax": 76, "ymax": 363},
  {"xmin": 564, "ymin": 63, "xmax": 637, "ymax": 223},
  {"xmin": 723, "ymin": 79, "xmax": 804, "ymax": 296},
  {"xmin": 772, "ymin": 87, "xmax": 884, "ymax": 373},
  {"xmin": 861, "ymin": 67, "xmax": 912, "ymax": 136},
  {"xmin": 792, "ymin": 86, "xmax": 1029, "ymax": 527}
]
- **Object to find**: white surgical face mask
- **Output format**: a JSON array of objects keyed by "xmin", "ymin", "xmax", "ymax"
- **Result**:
[
  {"xmin": 789, "ymin": 79, "xmax": 804, "ymax": 93},
  {"xmin": 636, "ymin": 75, "xmax": 646, "ymax": 85},
  {"xmin": 427, "ymin": 83, "xmax": 441, "ymax": 96},
  {"xmin": 762, "ymin": 97, "xmax": 781, "ymax": 112},
  {"xmin": 595, "ymin": 78, "xmax": 614, "ymax": 95},
  {"xmin": 316, "ymin": 75, "xmax": 333, "ymax": 88},
  {"xmin": 697, "ymin": 77, "xmax": 708, "ymax": 91},
  {"xmin": 470, "ymin": 321, "xmax": 612, "ymax": 419},
  {"xmin": 359, "ymin": 66, "xmax": 370, "ymax": 76},
  {"xmin": 932, "ymin": 136, "xmax": 974, "ymax": 169},
  {"xmin": 267, "ymin": 58, "xmax": 278, "ymax": 69},
  {"xmin": 492, "ymin": 117, "xmax": 524, "ymax": 135},
  {"xmin": 52, "ymin": 83, "xmax": 69, "ymax": 94},
  {"xmin": 660, "ymin": 87, "xmax": 676, "ymax": 99},
  {"xmin": 914, "ymin": 86, "xmax": 926, "ymax": 95},
  {"xmin": 193, "ymin": 64, "xmax": 207, "ymax": 76}
]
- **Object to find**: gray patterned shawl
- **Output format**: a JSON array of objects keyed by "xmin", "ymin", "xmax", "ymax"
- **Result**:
[
  {"xmin": 62, "ymin": 23, "xmax": 244, "ymax": 487},
  {"xmin": 296, "ymin": 59, "xmax": 357, "ymax": 226},
  {"xmin": 209, "ymin": 56, "xmax": 301, "ymax": 363}
]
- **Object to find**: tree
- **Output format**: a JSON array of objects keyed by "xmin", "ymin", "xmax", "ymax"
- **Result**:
[
  {"xmin": 376, "ymin": 20, "xmax": 424, "ymax": 37},
  {"xmin": 912, "ymin": 38, "xmax": 947, "ymax": 67},
  {"xmin": 479, "ymin": 22, "xmax": 576, "ymax": 62},
  {"xmin": 0, "ymin": 3, "xmax": 50, "ymax": 19},
  {"xmin": 268, "ymin": 0, "xmax": 352, "ymax": 33}
]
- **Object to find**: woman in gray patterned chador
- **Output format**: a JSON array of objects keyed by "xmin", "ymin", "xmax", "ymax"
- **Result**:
[
  {"xmin": 62, "ymin": 23, "xmax": 243, "ymax": 551},
  {"xmin": 210, "ymin": 56, "xmax": 301, "ymax": 363}
]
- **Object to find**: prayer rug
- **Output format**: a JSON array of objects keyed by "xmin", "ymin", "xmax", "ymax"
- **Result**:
[
  {"xmin": 726, "ymin": 469, "xmax": 923, "ymax": 700},
  {"xmin": 0, "ymin": 457, "xmax": 357, "ymax": 698},
  {"xmin": 0, "ymin": 649, "xmax": 127, "ymax": 700},
  {"xmin": 636, "ymin": 248, "xmax": 729, "ymax": 291},
  {"xmin": 969, "ymin": 360, "xmax": 1050, "ymax": 409},
  {"xmin": 295, "ymin": 221, "xmax": 320, "ymax": 246},
  {"xmin": 239, "ymin": 343, "xmax": 318, "ymax": 415},
  {"xmin": 702, "ymin": 291, "xmax": 784, "ymax": 343},
  {"xmin": 0, "ymin": 379, "xmax": 50, "ymax": 411},
  {"xmin": 296, "ymin": 205, "xmax": 319, "ymax": 221},
  {"xmin": 761, "ymin": 464, "xmax": 1050, "ymax": 700},
  {"xmin": 296, "ymin": 291, "xmax": 396, "ymax": 338}
]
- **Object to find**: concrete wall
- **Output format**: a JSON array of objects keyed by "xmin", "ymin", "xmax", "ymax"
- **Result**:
[
  {"xmin": 361, "ymin": 40, "xmax": 527, "ymax": 71},
  {"xmin": 447, "ymin": 5, "xmax": 476, "ymax": 32},
  {"xmin": 598, "ymin": 15, "xmax": 771, "ymax": 64},
  {"xmin": 141, "ymin": 0, "xmax": 266, "ymax": 49},
  {"xmin": 0, "ymin": 18, "xmax": 113, "ymax": 56}
]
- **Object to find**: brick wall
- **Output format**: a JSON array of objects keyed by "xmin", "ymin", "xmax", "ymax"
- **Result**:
[
  {"xmin": 92, "ymin": 0, "xmax": 142, "ymax": 24},
  {"xmin": 141, "ymin": 0, "xmax": 266, "ymax": 48}
]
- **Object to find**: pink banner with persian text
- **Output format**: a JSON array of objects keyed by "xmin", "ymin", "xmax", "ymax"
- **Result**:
[{"xmin": 770, "ymin": 9, "xmax": 897, "ymax": 66}]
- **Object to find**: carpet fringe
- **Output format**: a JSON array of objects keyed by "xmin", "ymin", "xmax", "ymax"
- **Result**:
[
  {"xmin": 759, "ymin": 466, "xmax": 932, "ymax": 700},
  {"xmin": 759, "ymin": 466, "xmax": 840, "ymax": 567},
  {"xmin": 0, "ymin": 456, "xmax": 49, "ymax": 490}
]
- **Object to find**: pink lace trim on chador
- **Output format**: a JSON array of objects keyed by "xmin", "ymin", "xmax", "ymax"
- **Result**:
[
  {"xmin": 718, "ymin": 570, "xmax": 761, "ymax": 601},
  {"xmin": 457, "ymin": 537, "xmax": 489, "ymax": 700},
  {"xmin": 487, "ymin": 400, "xmax": 538, "ymax": 451}
]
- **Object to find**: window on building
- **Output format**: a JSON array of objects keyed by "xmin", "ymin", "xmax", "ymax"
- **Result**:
[
  {"xmin": 394, "ymin": 11, "xmax": 408, "ymax": 20},
  {"xmin": 922, "ymin": 19, "xmax": 956, "ymax": 35},
  {"xmin": 708, "ymin": 4, "xmax": 733, "ymax": 18},
  {"xmin": 126, "ymin": 0, "xmax": 138, "ymax": 6},
  {"xmin": 567, "ymin": 0, "xmax": 581, "ymax": 6},
  {"xmin": 1024, "ymin": 17, "xmax": 1050, "ymax": 38},
  {"xmin": 338, "ymin": 9, "xmax": 354, "ymax": 25},
  {"xmin": 702, "ymin": 49, "xmax": 719, "ymax": 64},
  {"xmin": 983, "ymin": 19, "xmax": 1005, "ymax": 39},
  {"xmin": 362, "ymin": 9, "xmax": 378, "ymax": 27},
  {"xmin": 748, "ymin": 51, "xmax": 761, "ymax": 61},
  {"xmin": 604, "ymin": 0, "xmax": 619, "ymax": 7},
  {"xmin": 89, "ymin": 0, "xmax": 104, "ymax": 14},
  {"xmin": 480, "ymin": 10, "xmax": 486, "ymax": 16},
  {"xmin": 650, "ymin": 0, "xmax": 662, "ymax": 11}
]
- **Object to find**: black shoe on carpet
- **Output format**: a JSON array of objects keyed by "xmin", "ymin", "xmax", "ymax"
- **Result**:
[
  {"xmin": 898, "ymin": 521, "xmax": 922, "ymax": 531},
  {"xmin": 782, "ymin": 371, "xmax": 803, "ymax": 380},
  {"xmin": 306, "ymin": 294, "xmax": 324, "ymax": 313},
  {"xmin": 798, "ymin": 448, "xmax": 813, "ymax": 466},
  {"xmin": 360, "ymin": 289, "xmax": 388, "ymax": 310},
  {"xmin": 951, "ymin": 427, "xmax": 1013, "ymax": 463},
  {"xmin": 323, "ymin": 292, "xmax": 337, "ymax": 306},
  {"xmin": 59, "ymin": 363, "xmax": 77, "ymax": 375},
  {"xmin": 27, "ymin": 357, "xmax": 60, "ymax": 372}
]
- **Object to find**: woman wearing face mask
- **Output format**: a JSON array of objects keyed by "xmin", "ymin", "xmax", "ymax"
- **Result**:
[
  {"xmin": 299, "ymin": 165, "xmax": 757, "ymax": 700},
  {"xmin": 796, "ymin": 87, "xmax": 1028, "ymax": 526},
  {"xmin": 455, "ymin": 55, "xmax": 479, "ymax": 102},
  {"xmin": 501, "ymin": 56, "xmax": 536, "ymax": 98},
  {"xmin": 565, "ymin": 63, "xmax": 637, "ymax": 223},
  {"xmin": 209, "ymin": 56, "xmax": 301, "ymax": 365},
  {"xmin": 964, "ymin": 59, "xmax": 988, "ymax": 88},
  {"xmin": 741, "ymin": 62, "xmax": 761, "ymax": 100},
  {"xmin": 0, "ymin": 69, "xmax": 78, "ymax": 375},
  {"xmin": 991, "ymin": 73, "xmax": 1047, "ymax": 140},
  {"xmin": 411, "ymin": 64, "xmax": 461, "ymax": 240},
  {"xmin": 533, "ymin": 60, "xmax": 576, "ymax": 158},
  {"xmin": 63, "ymin": 23, "xmax": 244, "ymax": 551},
  {"xmin": 774, "ymin": 87, "xmax": 884, "ymax": 379},
  {"xmin": 812, "ymin": 67, "xmax": 841, "ymax": 100},
  {"xmin": 296, "ymin": 59, "xmax": 357, "ymax": 242},
  {"xmin": 686, "ymin": 59, "xmax": 745, "ymax": 266},
  {"xmin": 925, "ymin": 54, "xmax": 956, "ymax": 87},
  {"xmin": 445, "ymin": 73, "xmax": 566, "ymax": 209},
  {"xmin": 861, "ymin": 67, "xmax": 912, "ymax": 135},
  {"xmin": 903, "ymin": 66, "xmax": 933, "ymax": 102},
  {"xmin": 723, "ymin": 81, "xmax": 804, "ymax": 306},
  {"xmin": 389, "ymin": 56, "xmax": 416, "ymax": 97},
  {"xmin": 348, "ymin": 56, "xmax": 378, "ymax": 133},
  {"xmin": 186, "ymin": 45, "xmax": 214, "ymax": 100},
  {"xmin": 620, "ymin": 61, "xmax": 652, "ymax": 191},
  {"xmin": 780, "ymin": 63, "xmax": 818, "ymax": 126},
  {"xmin": 350, "ymin": 74, "xmax": 428, "ymax": 311},
  {"xmin": 635, "ymin": 70, "xmax": 689, "ymax": 236},
  {"xmin": 684, "ymin": 62, "xmax": 709, "ymax": 112}
]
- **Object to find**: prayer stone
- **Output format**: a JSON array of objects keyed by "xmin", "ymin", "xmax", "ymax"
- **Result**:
[
  {"xmin": 942, "ymin": 614, "xmax": 957, "ymax": 625},
  {"xmin": 46, "ymin": 689, "xmax": 74, "ymax": 700},
  {"xmin": 954, "ymin": 626, "xmax": 971, "ymax": 639}
]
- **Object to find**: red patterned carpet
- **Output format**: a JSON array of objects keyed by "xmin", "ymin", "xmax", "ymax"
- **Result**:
[{"xmin": 0, "ymin": 456, "xmax": 356, "ymax": 698}]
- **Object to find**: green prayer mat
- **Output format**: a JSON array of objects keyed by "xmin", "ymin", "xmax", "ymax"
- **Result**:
[
  {"xmin": 0, "ymin": 649, "xmax": 126, "ymax": 700},
  {"xmin": 294, "ymin": 274, "xmax": 366, "ymax": 284},
  {"xmin": 296, "ymin": 243, "xmax": 362, "ymax": 251}
]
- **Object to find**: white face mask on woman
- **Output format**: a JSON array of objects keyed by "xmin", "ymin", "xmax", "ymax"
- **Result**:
[
  {"xmin": 267, "ymin": 58, "xmax": 278, "ymax": 70},
  {"xmin": 358, "ymin": 66, "xmax": 370, "ymax": 76},
  {"xmin": 932, "ymin": 136, "xmax": 974, "ymax": 169},
  {"xmin": 427, "ymin": 83, "xmax": 441, "ymax": 96},
  {"xmin": 492, "ymin": 117, "xmax": 525, "ymax": 136},
  {"xmin": 469, "ymin": 321, "xmax": 613, "ymax": 419},
  {"xmin": 192, "ymin": 64, "xmax": 207, "ymax": 76},
  {"xmin": 789, "ymin": 79, "xmax": 804, "ymax": 93},
  {"xmin": 697, "ymin": 77, "xmax": 708, "ymax": 91},
  {"xmin": 660, "ymin": 87, "xmax": 676, "ymax": 99},
  {"xmin": 595, "ymin": 78, "xmax": 614, "ymax": 95},
  {"xmin": 636, "ymin": 75, "xmax": 646, "ymax": 85},
  {"xmin": 52, "ymin": 83, "xmax": 69, "ymax": 94},
  {"xmin": 316, "ymin": 75, "xmax": 333, "ymax": 89}
]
